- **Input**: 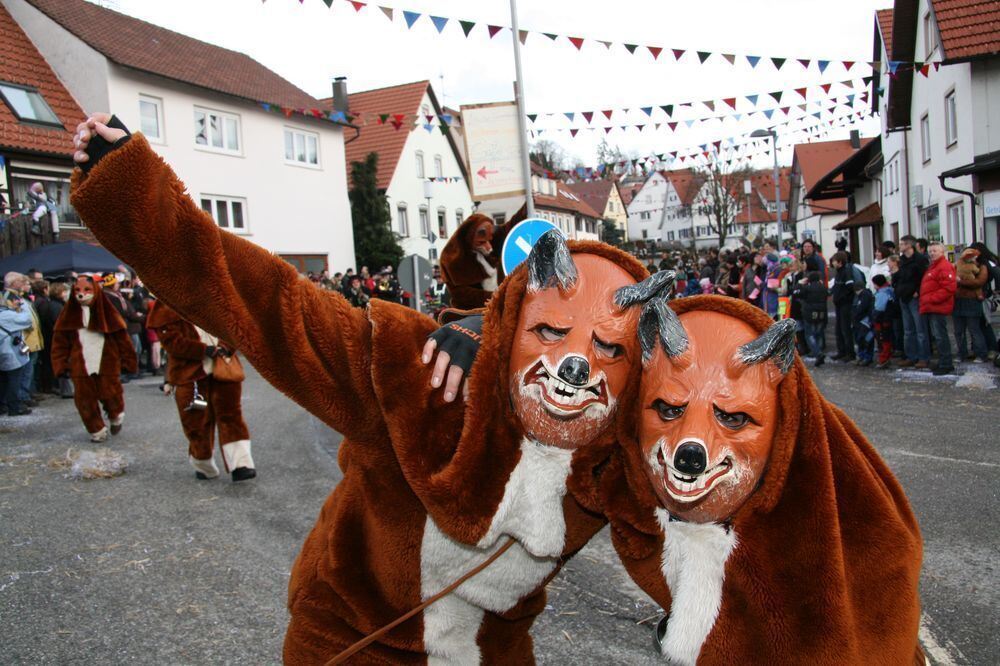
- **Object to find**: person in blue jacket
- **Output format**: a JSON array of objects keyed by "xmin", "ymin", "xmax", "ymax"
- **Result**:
[{"xmin": 0, "ymin": 292, "xmax": 35, "ymax": 416}]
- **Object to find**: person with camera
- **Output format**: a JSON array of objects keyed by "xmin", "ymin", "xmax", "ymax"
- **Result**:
[{"xmin": 0, "ymin": 290, "xmax": 35, "ymax": 416}]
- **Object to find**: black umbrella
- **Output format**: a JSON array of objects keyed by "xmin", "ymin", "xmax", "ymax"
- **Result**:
[{"xmin": 0, "ymin": 241, "xmax": 126, "ymax": 278}]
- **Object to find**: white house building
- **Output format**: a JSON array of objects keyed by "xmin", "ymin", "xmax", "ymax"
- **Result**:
[
  {"xmin": 5, "ymin": 0, "xmax": 357, "ymax": 273},
  {"xmin": 338, "ymin": 80, "xmax": 473, "ymax": 264}
]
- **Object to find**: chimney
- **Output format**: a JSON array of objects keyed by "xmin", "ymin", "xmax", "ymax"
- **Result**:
[
  {"xmin": 849, "ymin": 129, "xmax": 861, "ymax": 149},
  {"xmin": 332, "ymin": 77, "xmax": 349, "ymax": 113}
]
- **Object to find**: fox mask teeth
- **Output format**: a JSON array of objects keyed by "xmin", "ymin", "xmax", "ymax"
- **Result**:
[{"xmin": 523, "ymin": 360, "xmax": 608, "ymax": 415}]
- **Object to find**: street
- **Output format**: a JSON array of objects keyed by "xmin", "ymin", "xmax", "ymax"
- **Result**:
[{"xmin": 1, "ymin": 359, "xmax": 996, "ymax": 665}]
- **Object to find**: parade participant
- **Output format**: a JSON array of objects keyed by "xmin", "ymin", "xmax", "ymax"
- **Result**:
[
  {"xmin": 601, "ymin": 295, "xmax": 923, "ymax": 665},
  {"xmin": 50, "ymin": 276, "xmax": 136, "ymax": 442},
  {"xmin": 69, "ymin": 115, "xmax": 656, "ymax": 664},
  {"xmin": 440, "ymin": 214, "xmax": 507, "ymax": 309},
  {"xmin": 147, "ymin": 301, "xmax": 254, "ymax": 482}
]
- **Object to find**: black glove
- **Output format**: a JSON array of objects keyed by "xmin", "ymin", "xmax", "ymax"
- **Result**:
[
  {"xmin": 426, "ymin": 315, "xmax": 483, "ymax": 375},
  {"xmin": 80, "ymin": 115, "xmax": 132, "ymax": 174}
]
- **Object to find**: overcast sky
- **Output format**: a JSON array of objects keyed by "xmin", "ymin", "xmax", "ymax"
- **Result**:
[{"xmin": 96, "ymin": 0, "xmax": 890, "ymax": 169}]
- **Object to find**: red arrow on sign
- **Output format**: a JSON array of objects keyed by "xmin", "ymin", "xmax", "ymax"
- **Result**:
[{"xmin": 477, "ymin": 166, "xmax": 499, "ymax": 179}]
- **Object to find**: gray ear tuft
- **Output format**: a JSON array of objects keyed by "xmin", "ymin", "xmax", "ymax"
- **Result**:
[
  {"xmin": 527, "ymin": 230, "xmax": 578, "ymax": 291},
  {"xmin": 638, "ymin": 297, "xmax": 689, "ymax": 362},
  {"xmin": 738, "ymin": 318, "xmax": 797, "ymax": 375},
  {"xmin": 615, "ymin": 270, "xmax": 676, "ymax": 309}
]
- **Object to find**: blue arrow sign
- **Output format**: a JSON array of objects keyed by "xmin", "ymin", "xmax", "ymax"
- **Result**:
[{"xmin": 501, "ymin": 218, "xmax": 561, "ymax": 276}]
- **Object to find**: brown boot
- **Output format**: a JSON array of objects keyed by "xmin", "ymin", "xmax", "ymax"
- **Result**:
[{"xmin": 914, "ymin": 360, "xmax": 929, "ymax": 370}]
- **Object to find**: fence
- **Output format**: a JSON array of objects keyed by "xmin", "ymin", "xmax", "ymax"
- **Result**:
[{"xmin": 0, "ymin": 211, "xmax": 59, "ymax": 259}]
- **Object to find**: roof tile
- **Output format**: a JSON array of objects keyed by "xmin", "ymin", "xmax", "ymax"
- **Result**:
[{"xmin": 932, "ymin": 0, "xmax": 1000, "ymax": 60}]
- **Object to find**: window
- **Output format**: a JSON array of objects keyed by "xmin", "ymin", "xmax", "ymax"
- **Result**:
[
  {"xmin": 434, "ymin": 155, "xmax": 443, "ymax": 179},
  {"xmin": 493, "ymin": 213, "xmax": 506, "ymax": 224},
  {"xmin": 428, "ymin": 247, "xmax": 439, "ymax": 261},
  {"xmin": 194, "ymin": 107, "xmax": 240, "ymax": 153},
  {"xmin": 281, "ymin": 254, "xmax": 328, "ymax": 273},
  {"xmin": 437, "ymin": 207, "xmax": 447, "ymax": 238},
  {"xmin": 139, "ymin": 95, "xmax": 163, "ymax": 142},
  {"xmin": 944, "ymin": 91, "xmax": 958, "ymax": 147},
  {"xmin": 640, "ymin": 211, "xmax": 651, "ymax": 220},
  {"xmin": 397, "ymin": 204, "xmax": 410, "ymax": 236},
  {"xmin": 0, "ymin": 82, "xmax": 61, "ymax": 126},
  {"xmin": 667, "ymin": 231, "xmax": 675, "ymax": 241},
  {"xmin": 416, "ymin": 151, "xmax": 425, "ymax": 178},
  {"xmin": 284, "ymin": 127, "xmax": 320, "ymax": 166},
  {"xmin": 924, "ymin": 12, "xmax": 937, "ymax": 57},
  {"xmin": 455, "ymin": 209, "xmax": 464, "ymax": 229},
  {"xmin": 920, "ymin": 205, "xmax": 940, "ymax": 240},
  {"xmin": 419, "ymin": 205, "xmax": 430, "ymax": 237},
  {"xmin": 642, "ymin": 230, "xmax": 648, "ymax": 239},
  {"xmin": 947, "ymin": 202, "xmax": 966, "ymax": 244},
  {"xmin": 200, "ymin": 195, "xmax": 247, "ymax": 232},
  {"xmin": 920, "ymin": 114, "xmax": 931, "ymax": 163}
]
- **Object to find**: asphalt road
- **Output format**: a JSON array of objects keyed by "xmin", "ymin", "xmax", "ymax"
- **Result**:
[{"xmin": 1, "ymin": 356, "xmax": 996, "ymax": 664}]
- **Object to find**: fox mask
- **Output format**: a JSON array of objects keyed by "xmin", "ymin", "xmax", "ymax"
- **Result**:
[
  {"xmin": 633, "ymin": 303, "xmax": 796, "ymax": 523},
  {"xmin": 74, "ymin": 276, "xmax": 98, "ymax": 306}
]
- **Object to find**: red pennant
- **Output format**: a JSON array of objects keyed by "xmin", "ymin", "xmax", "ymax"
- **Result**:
[
  {"xmin": 604, "ymin": 127, "xmax": 612, "ymax": 134},
  {"xmin": 582, "ymin": 111, "xmax": 594, "ymax": 124},
  {"xmin": 569, "ymin": 36, "xmax": 585, "ymax": 50},
  {"xmin": 282, "ymin": 107, "xmax": 294, "ymax": 118},
  {"xmin": 570, "ymin": 129, "xmax": 578, "ymax": 137},
  {"xmin": 487, "ymin": 25, "xmax": 502, "ymax": 38},
  {"xmin": 349, "ymin": 1, "xmax": 366, "ymax": 11},
  {"xmin": 919, "ymin": 64, "xmax": 930, "ymax": 77},
  {"xmin": 390, "ymin": 120, "xmax": 403, "ymax": 130},
  {"xmin": 933, "ymin": 62, "xmax": 941, "ymax": 71},
  {"xmin": 723, "ymin": 97, "xmax": 737, "ymax": 110},
  {"xmin": 672, "ymin": 48, "xmax": 685, "ymax": 60},
  {"xmin": 843, "ymin": 60, "xmax": 855, "ymax": 71},
  {"xmin": 647, "ymin": 46, "xmax": 662, "ymax": 60},
  {"xmin": 821, "ymin": 83, "xmax": 832, "ymax": 94},
  {"xmin": 392, "ymin": 113, "xmax": 406, "ymax": 123},
  {"xmin": 602, "ymin": 109, "xmax": 613, "ymax": 120},
  {"xmin": 796, "ymin": 87, "xmax": 808, "ymax": 100},
  {"xmin": 780, "ymin": 106, "xmax": 790, "ymax": 115},
  {"xmin": 668, "ymin": 122, "xmax": 678, "ymax": 131},
  {"xmin": 798, "ymin": 59, "xmax": 811, "ymax": 69}
]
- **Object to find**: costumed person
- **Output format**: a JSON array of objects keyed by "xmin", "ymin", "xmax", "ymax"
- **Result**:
[
  {"xmin": 440, "ymin": 213, "xmax": 508, "ymax": 309},
  {"xmin": 147, "ymin": 301, "xmax": 254, "ymax": 482},
  {"xmin": 27, "ymin": 181, "xmax": 60, "ymax": 237},
  {"xmin": 69, "ymin": 114, "xmax": 661, "ymax": 664},
  {"xmin": 50, "ymin": 276, "xmax": 136, "ymax": 442},
  {"xmin": 599, "ymin": 295, "xmax": 923, "ymax": 665}
]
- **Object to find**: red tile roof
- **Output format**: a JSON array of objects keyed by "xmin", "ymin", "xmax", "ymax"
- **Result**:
[
  {"xmin": 333, "ymin": 81, "xmax": 430, "ymax": 191},
  {"xmin": 535, "ymin": 182, "xmax": 603, "ymax": 219},
  {"xmin": 932, "ymin": 0, "xmax": 1000, "ymax": 60},
  {"xmin": 618, "ymin": 181, "xmax": 643, "ymax": 207},
  {"xmin": 24, "ymin": 0, "xmax": 320, "ymax": 109},
  {"xmin": 568, "ymin": 179, "xmax": 616, "ymax": 216},
  {"xmin": 877, "ymin": 9, "xmax": 895, "ymax": 56},
  {"xmin": 792, "ymin": 138, "xmax": 875, "ymax": 214},
  {"xmin": 662, "ymin": 168, "xmax": 700, "ymax": 205},
  {"xmin": 0, "ymin": 2, "xmax": 83, "ymax": 157}
]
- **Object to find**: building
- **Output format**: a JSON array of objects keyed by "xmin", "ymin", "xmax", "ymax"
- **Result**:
[
  {"xmin": 729, "ymin": 168, "xmax": 793, "ymax": 246},
  {"xmin": 336, "ymin": 81, "xmax": 473, "ymax": 263},
  {"xmin": 0, "ymin": 1, "xmax": 88, "ymax": 258},
  {"xmin": 5, "ymin": 0, "xmax": 357, "ymax": 273},
  {"xmin": 626, "ymin": 169, "xmax": 697, "ymax": 244},
  {"xmin": 655, "ymin": 169, "xmax": 699, "ymax": 247},
  {"xmin": 568, "ymin": 178, "xmax": 627, "ymax": 236}
]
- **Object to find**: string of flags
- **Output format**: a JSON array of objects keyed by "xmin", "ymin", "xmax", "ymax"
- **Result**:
[{"xmin": 268, "ymin": 0, "xmax": 948, "ymax": 73}]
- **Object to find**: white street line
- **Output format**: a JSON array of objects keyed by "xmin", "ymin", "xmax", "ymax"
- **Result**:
[
  {"xmin": 919, "ymin": 613, "xmax": 966, "ymax": 666},
  {"xmin": 888, "ymin": 449, "xmax": 1000, "ymax": 469}
]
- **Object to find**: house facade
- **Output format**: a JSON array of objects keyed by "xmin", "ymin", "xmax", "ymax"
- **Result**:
[
  {"xmin": 626, "ymin": 171, "xmax": 671, "ymax": 243},
  {"xmin": 6, "ymin": 0, "xmax": 356, "ymax": 273},
  {"xmin": 569, "ymin": 178, "xmax": 627, "ymax": 236},
  {"xmin": 339, "ymin": 81, "xmax": 473, "ymax": 264}
]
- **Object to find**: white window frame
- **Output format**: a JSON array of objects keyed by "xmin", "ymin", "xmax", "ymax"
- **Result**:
[
  {"xmin": 924, "ymin": 12, "xmax": 937, "ymax": 58},
  {"xmin": 194, "ymin": 106, "xmax": 241, "ymax": 155},
  {"xmin": 416, "ymin": 151, "xmax": 425, "ymax": 179},
  {"xmin": 419, "ymin": 205, "xmax": 431, "ymax": 237},
  {"xmin": 138, "ymin": 94, "xmax": 164, "ymax": 143},
  {"xmin": 200, "ymin": 195, "xmax": 248, "ymax": 233},
  {"xmin": 455, "ymin": 209, "xmax": 464, "ymax": 229},
  {"xmin": 920, "ymin": 113, "xmax": 932, "ymax": 163},
  {"xmin": 397, "ymin": 203, "xmax": 410, "ymax": 237},
  {"xmin": 947, "ymin": 201, "xmax": 966, "ymax": 244},
  {"xmin": 434, "ymin": 154, "xmax": 443, "ymax": 179},
  {"xmin": 284, "ymin": 126, "xmax": 321, "ymax": 168},
  {"xmin": 436, "ymin": 207, "xmax": 448, "ymax": 238},
  {"xmin": 944, "ymin": 90, "xmax": 958, "ymax": 148}
]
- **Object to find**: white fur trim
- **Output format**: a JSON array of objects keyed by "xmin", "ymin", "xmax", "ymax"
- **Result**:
[
  {"xmin": 189, "ymin": 456, "xmax": 220, "ymax": 478},
  {"xmin": 655, "ymin": 508, "xmax": 737, "ymax": 666},
  {"xmin": 221, "ymin": 439, "xmax": 253, "ymax": 470},
  {"xmin": 419, "ymin": 439, "xmax": 573, "ymax": 662},
  {"xmin": 109, "ymin": 412, "xmax": 124, "ymax": 427},
  {"xmin": 476, "ymin": 253, "xmax": 498, "ymax": 292},
  {"xmin": 195, "ymin": 326, "xmax": 218, "ymax": 376},
  {"xmin": 90, "ymin": 426, "xmax": 109, "ymax": 442},
  {"xmin": 78, "ymin": 307, "xmax": 105, "ymax": 375}
]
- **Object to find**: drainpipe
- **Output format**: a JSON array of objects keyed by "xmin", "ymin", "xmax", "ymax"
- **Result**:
[
  {"xmin": 901, "ymin": 129, "xmax": 913, "ymax": 235},
  {"xmin": 939, "ymin": 173, "xmax": 979, "ymax": 244}
]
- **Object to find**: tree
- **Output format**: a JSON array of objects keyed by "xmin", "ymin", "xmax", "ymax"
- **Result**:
[
  {"xmin": 596, "ymin": 139, "xmax": 627, "ymax": 178},
  {"xmin": 348, "ymin": 152, "xmax": 403, "ymax": 271},
  {"xmin": 601, "ymin": 219, "xmax": 625, "ymax": 247},
  {"xmin": 691, "ymin": 162, "xmax": 756, "ymax": 249},
  {"xmin": 529, "ymin": 140, "xmax": 568, "ymax": 173}
]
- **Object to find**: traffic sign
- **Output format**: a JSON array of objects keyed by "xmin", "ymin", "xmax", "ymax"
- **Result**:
[{"xmin": 501, "ymin": 218, "xmax": 561, "ymax": 275}]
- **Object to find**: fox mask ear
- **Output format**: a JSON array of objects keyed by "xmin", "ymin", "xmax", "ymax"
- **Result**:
[
  {"xmin": 527, "ymin": 230, "xmax": 577, "ymax": 292},
  {"xmin": 731, "ymin": 318, "xmax": 797, "ymax": 385},
  {"xmin": 637, "ymin": 297, "xmax": 690, "ymax": 367},
  {"xmin": 614, "ymin": 270, "xmax": 676, "ymax": 309}
]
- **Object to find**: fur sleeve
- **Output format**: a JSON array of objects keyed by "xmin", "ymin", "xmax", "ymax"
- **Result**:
[
  {"xmin": 50, "ymin": 329, "xmax": 71, "ymax": 378},
  {"xmin": 156, "ymin": 321, "xmax": 206, "ymax": 362},
  {"xmin": 113, "ymin": 329, "xmax": 137, "ymax": 374},
  {"xmin": 71, "ymin": 134, "xmax": 382, "ymax": 442}
]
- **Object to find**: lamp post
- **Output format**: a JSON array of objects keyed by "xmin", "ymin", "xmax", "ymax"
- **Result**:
[
  {"xmin": 751, "ymin": 129, "xmax": 782, "ymax": 245},
  {"xmin": 509, "ymin": 0, "xmax": 535, "ymax": 217}
]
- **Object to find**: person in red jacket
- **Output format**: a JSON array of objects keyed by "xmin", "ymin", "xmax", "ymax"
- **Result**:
[{"xmin": 919, "ymin": 242, "xmax": 957, "ymax": 375}]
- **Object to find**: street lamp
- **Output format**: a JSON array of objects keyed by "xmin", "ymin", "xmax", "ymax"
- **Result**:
[{"xmin": 751, "ymin": 129, "xmax": 783, "ymax": 245}]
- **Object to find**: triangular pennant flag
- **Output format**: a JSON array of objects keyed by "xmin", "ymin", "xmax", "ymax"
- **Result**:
[
  {"xmin": 430, "ymin": 15, "xmax": 448, "ymax": 33},
  {"xmin": 887, "ymin": 61, "xmax": 902, "ymax": 74},
  {"xmin": 798, "ymin": 59, "xmax": 811, "ymax": 69},
  {"xmin": 770, "ymin": 91, "xmax": 783, "ymax": 103},
  {"xmin": 488, "ymin": 25, "xmax": 503, "ymax": 38},
  {"xmin": 379, "ymin": 5, "xmax": 393, "ymax": 20},
  {"xmin": 543, "ymin": 32, "xmax": 558, "ymax": 40},
  {"xmin": 260, "ymin": 102, "xmax": 271, "ymax": 112},
  {"xmin": 602, "ymin": 109, "xmax": 613, "ymax": 120},
  {"xmin": 821, "ymin": 83, "xmax": 832, "ymax": 94},
  {"xmin": 734, "ymin": 113, "xmax": 743, "ymax": 121},
  {"xmin": 403, "ymin": 11, "xmax": 421, "ymax": 28},
  {"xmin": 425, "ymin": 114, "xmax": 434, "ymax": 123},
  {"xmin": 796, "ymin": 87, "xmax": 808, "ymax": 100},
  {"xmin": 439, "ymin": 123, "xmax": 449, "ymax": 135},
  {"xmin": 518, "ymin": 30, "xmax": 528, "ymax": 45},
  {"xmin": 685, "ymin": 119, "xmax": 695, "ymax": 128},
  {"xmin": 818, "ymin": 59, "xmax": 830, "ymax": 73},
  {"xmin": 564, "ymin": 112, "xmax": 575, "ymax": 122},
  {"xmin": 723, "ymin": 53, "xmax": 736, "ymax": 65},
  {"xmin": 780, "ymin": 106, "xmax": 790, "ymax": 115},
  {"xmin": 390, "ymin": 119, "xmax": 403, "ymax": 130},
  {"xmin": 919, "ymin": 63, "xmax": 930, "ymax": 77},
  {"xmin": 624, "ymin": 43, "xmax": 638, "ymax": 54},
  {"xmin": 582, "ymin": 111, "xmax": 594, "ymax": 123},
  {"xmin": 604, "ymin": 127, "xmax": 612, "ymax": 134},
  {"xmin": 764, "ymin": 109, "xmax": 774, "ymax": 120},
  {"xmin": 697, "ymin": 51, "xmax": 711, "ymax": 64},
  {"xmin": 423, "ymin": 123, "xmax": 434, "ymax": 133},
  {"xmin": 641, "ymin": 107, "xmax": 653, "ymax": 116},
  {"xmin": 570, "ymin": 128, "xmax": 579, "ymax": 137},
  {"xmin": 661, "ymin": 104, "xmax": 674, "ymax": 117},
  {"xmin": 934, "ymin": 62, "xmax": 941, "ymax": 71},
  {"xmin": 322, "ymin": 0, "xmax": 335, "ymax": 7},
  {"xmin": 771, "ymin": 57, "xmax": 786, "ymax": 70},
  {"xmin": 799, "ymin": 104, "xmax": 808, "ymax": 112},
  {"xmin": 527, "ymin": 114, "xmax": 537, "ymax": 123},
  {"xmin": 713, "ymin": 140, "xmax": 722, "ymax": 152},
  {"xmin": 569, "ymin": 36, "xmax": 585, "ymax": 50},
  {"xmin": 723, "ymin": 97, "xmax": 737, "ymax": 110},
  {"xmin": 598, "ymin": 40, "xmax": 612, "ymax": 49},
  {"xmin": 863, "ymin": 75, "xmax": 873, "ymax": 85},
  {"xmin": 747, "ymin": 55, "xmax": 761, "ymax": 68},
  {"xmin": 349, "ymin": 1, "xmax": 366, "ymax": 12},
  {"xmin": 747, "ymin": 94, "xmax": 759, "ymax": 106},
  {"xmin": 843, "ymin": 60, "xmax": 855, "ymax": 71},
  {"xmin": 704, "ymin": 100, "xmax": 715, "ymax": 112},
  {"xmin": 282, "ymin": 107, "xmax": 294, "ymax": 118},
  {"xmin": 647, "ymin": 46, "xmax": 663, "ymax": 60},
  {"xmin": 440, "ymin": 113, "xmax": 453, "ymax": 125},
  {"xmin": 392, "ymin": 113, "xmax": 406, "ymax": 123},
  {"xmin": 459, "ymin": 20, "xmax": 475, "ymax": 37},
  {"xmin": 672, "ymin": 48, "xmax": 686, "ymax": 60},
  {"xmin": 668, "ymin": 121, "xmax": 678, "ymax": 131},
  {"xmin": 378, "ymin": 113, "xmax": 389, "ymax": 124}
]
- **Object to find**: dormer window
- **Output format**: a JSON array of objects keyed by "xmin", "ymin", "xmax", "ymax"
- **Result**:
[{"xmin": 0, "ymin": 82, "xmax": 61, "ymax": 127}]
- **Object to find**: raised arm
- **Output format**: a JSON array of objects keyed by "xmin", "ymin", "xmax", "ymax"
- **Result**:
[{"xmin": 70, "ymin": 121, "xmax": 380, "ymax": 441}]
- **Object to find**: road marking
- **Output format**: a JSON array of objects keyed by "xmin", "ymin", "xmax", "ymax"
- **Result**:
[
  {"xmin": 919, "ymin": 613, "xmax": 966, "ymax": 666},
  {"xmin": 888, "ymin": 449, "xmax": 1000, "ymax": 468}
]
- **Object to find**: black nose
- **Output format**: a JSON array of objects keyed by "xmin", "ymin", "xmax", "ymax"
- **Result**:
[
  {"xmin": 673, "ymin": 442, "xmax": 707, "ymax": 475},
  {"xmin": 556, "ymin": 355, "xmax": 590, "ymax": 387}
]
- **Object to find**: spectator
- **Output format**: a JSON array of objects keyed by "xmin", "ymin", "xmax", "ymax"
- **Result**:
[
  {"xmin": 3, "ymin": 272, "xmax": 42, "ymax": 405},
  {"xmin": 869, "ymin": 245, "xmax": 892, "ymax": 290},
  {"xmin": 27, "ymin": 181, "xmax": 60, "ymax": 237},
  {"xmin": 953, "ymin": 247, "xmax": 989, "ymax": 363},
  {"xmin": 102, "ymin": 273, "xmax": 144, "ymax": 381},
  {"xmin": 852, "ymin": 281, "xmax": 875, "ymax": 366},
  {"xmin": 796, "ymin": 271, "xmax": 829, "ymax": 367},
  {"xmin": 761, "ymin": 241, "xmax": 781, "ymax": 318},
  {"xmin": 341, "ymin": 268, "xmax": 356, "ymax": 291},
  {"xmin": 0, "ymin": 290, "xmax": 34, "ymax": 415},
  {"xmin": 801, "ymin": 239, "xmax": 828, "ymax": 284},
  {"xmin": 916, "ymin": 238, "xmax": 929, "ymax": 256},
  {"xmin": 345, "ymin": 276, "xmax": 370, "ymax": 308},
  {"xmin": 887, "ymin": 254, "xmax": 904, "ymax": 354},
  {"xmin": 780, "ymin": 256, "xmax": 809, "ymax": 354},
  {"xmin": 872, "ymin": 274, "xmax": 897, "ymax": 369},
  {"xmin": 829, "ymin": 252, "xmax": 857, "ymax": 362},
  {"xmin": 31, "ymin": 279, "xmax": 55, "ymax": 393},
  {"xmin": 967, "ymin": 242, "xmax": 999, "ymax": 359},
  {"xmin": 895, "ymin": 236, "xmax": 930, "ymax": 368},
  {"xmin": 919, "ymin": 242, "xmax": 957, "ymax": 375}
]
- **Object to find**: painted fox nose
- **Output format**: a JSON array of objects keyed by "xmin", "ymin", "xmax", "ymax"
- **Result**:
[
  {"xmin": 673, "ymin": 442, "xmax": 707, "ymax": 475},
  {"xmin": 556, "ymin": 355, "xmax": 590, "ymax": 387}
]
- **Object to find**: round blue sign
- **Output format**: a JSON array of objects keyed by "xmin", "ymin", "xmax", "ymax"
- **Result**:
[{"xmin": 501, "ymin": 218, "xmax": 562, "ymax": 275}]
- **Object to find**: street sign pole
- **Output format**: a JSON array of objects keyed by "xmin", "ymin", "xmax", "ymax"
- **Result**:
[{"xmin": 509, "ymin": 0, "xmax": 535, "ymax": 217}]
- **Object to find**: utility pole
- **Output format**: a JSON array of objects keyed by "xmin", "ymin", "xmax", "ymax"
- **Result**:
[{"xmin": 509, "ymin": 0, "xmax": 535, "ymax": 217}]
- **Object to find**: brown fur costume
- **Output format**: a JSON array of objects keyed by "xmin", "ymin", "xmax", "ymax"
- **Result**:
[
  {"xmin": 601, "ymin": 296, "xmax": 923, "ymax": 665},
  {"xmin": 71, "ymin": 134, "xmax": 649, "ymax": 664},
  {"xmin": 439, "ymin": 214, "xmax": 508, "ymax": 310},
  {"xmin": 955, "ymin": 248, "xmax": 987, "ymax": 299},
  {"xmin": 147, "ymin": 301, "xmax": 251, "ymax": 475},
  {"xmin": 51, "ymin": 287, "xmax": 135, "ymax": 436}
]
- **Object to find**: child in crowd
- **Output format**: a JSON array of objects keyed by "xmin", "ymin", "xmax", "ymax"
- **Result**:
[
  {"xmin": 872, "ymin": 274, "xmax": 896, "ymax": 368},
  {"xmin": 852, "ymin": 281, "xmax": 875, "ymax": 366}
]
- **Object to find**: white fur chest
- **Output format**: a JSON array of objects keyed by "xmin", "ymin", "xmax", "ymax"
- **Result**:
[
  {"xmin": 420, "ymin": 439, "xmax": 573, "ymax": 664},
  {"xmin": 78, "ymin": 308, "xmax": 105, "ymax": 375},
  {"xmin": 655, "ymin": 508, "xmax": 737, "ymax": 666},
  {"xmin": 476, "ymin": 253, "xmax": 498, "ymax": 292}
]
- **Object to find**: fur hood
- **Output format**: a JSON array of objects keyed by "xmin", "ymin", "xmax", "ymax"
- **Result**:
[
  {"xmin": 439, "ymin": 214, "xmax": 500, "ymax": 289},
  {"xmin": 54, "ymin": 288, "xmax": 126, "ymax": 334}
]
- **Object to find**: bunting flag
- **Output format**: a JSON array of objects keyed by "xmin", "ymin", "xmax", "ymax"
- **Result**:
[
  {"xmin": 460, "ymin": 19, "xmax": 475, "ymax": 36},
  {"xmin": 430, "ymin": 15, "xmax": 448, "ymax": 32},
  {"xmin": 402, "ymin": 10, "xmax": 420, "ymax": 28},
  {"xmin": 487, "ymin": 24, "xmax": 502, "ymax": 38},
  {"xmin": 569, "ymin": 36, "xmax": 585, "ymax": 50},
  {"xmin": 379, "ymin": 5, "xmax": 392, "ymax": 20}
]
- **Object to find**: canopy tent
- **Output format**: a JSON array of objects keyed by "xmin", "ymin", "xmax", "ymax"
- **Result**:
[{"xmin": 0, "ymin": 241, "xmax": 125, "ymax": 278}]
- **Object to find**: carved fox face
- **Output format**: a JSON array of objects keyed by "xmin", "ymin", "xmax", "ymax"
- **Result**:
[
  {"xmin": 74, "ymin": 276, "xmax": 97, "ymax": 306},
  {"xmin": 636, "ymin": 309, "xmax": 795, "ymax": 523},
  {"xmin": 509, "ymin": 234, "xmax": 640, "ymax": 450}
]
